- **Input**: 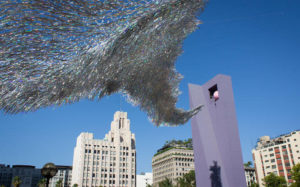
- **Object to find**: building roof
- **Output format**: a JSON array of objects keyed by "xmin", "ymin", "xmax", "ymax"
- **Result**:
[
  {"xmin": 255, "ymin": 130, "xmax": 300, "ymax": 150},
  {"xmin": 56, "ymin": 165, "xmax": 72, "ymax": 169},
  {"xmin": 244, "ymin": 167, "xmax": 255, "ymax": 171},
  {"xmin": 154, "ymin": 139, "xmax": 193, "ymax": 156},
  {"xmin": 12, "ymin": 165, "xmax": 35, "ymax": 168}
]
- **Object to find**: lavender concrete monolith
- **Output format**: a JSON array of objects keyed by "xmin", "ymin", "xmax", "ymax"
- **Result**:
[{"xmin": 189, "ymin": 74, "xmax": 246, "ymax": 187}]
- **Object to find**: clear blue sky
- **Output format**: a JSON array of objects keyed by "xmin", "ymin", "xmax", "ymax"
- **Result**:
[{"xmin": 1, "ymin": 0, "xmax": 300, "ymax": 174}]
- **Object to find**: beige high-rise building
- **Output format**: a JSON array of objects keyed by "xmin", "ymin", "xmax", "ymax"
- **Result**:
[
  {"xmin": 152, "ymin": 141, "xmax": 194, "ymax": 187},
  {"xmin": 72, "ymin": 111, "xmax": 136, "ymax": 187},
  {"xmin": 252, "ymin": 130, "xmax": 300, "ymax": 186}
]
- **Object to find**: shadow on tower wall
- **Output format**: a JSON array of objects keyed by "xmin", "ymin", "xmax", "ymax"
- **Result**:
[{"xmin": 210, "ymin": 161, "xmax": 222, "ymax": 187}]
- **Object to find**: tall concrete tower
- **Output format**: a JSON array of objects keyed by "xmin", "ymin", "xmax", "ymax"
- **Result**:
[
  {"xmin": 72, "ymin": 111, "xmax": 136, "ymax": 187},
  {"xmin": 188, "ymin": 74, "xmax": 246, "ymax": 187}
]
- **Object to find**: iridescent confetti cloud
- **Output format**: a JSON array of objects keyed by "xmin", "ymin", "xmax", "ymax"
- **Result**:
[{"xmin": 0, "ymin": 0, "xmax": 205, "ymax": 126}]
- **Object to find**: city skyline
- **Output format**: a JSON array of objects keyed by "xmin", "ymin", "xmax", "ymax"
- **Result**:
[{"xmin": 1, "ymin": 0, "xmax": 300, "ymax": 175}]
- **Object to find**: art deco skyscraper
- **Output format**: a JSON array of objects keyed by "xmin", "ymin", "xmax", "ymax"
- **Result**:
[{"xmin": 72, "ymin": 111, "xmax": 136, "ymax": 187}]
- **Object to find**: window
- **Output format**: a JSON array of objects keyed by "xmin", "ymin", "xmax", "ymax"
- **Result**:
[
  {"xmin": 271, "ymin": 159, "xmax": 275, "ymax": 163},
  {"xmin": 208, "ymin": 84, "xmax": 219, "ymax": 101},
  {"xmin": 269, "ymin": 148, "xmax": 273, "ymax": 151},
  {"xmin": 272, "ymin": 165, "xmax": 276, "ymax": 169},
  {"xmin": 283, "ymin": 151, "xmax": 288, "ymax": 155},
  {"xmin": 270, "ymin": 153, "xmax": 274, "ymax": 157}
]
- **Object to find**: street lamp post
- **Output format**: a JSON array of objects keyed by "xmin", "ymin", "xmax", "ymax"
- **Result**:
[{"xmin": 41, "ymin": 163, "xmax": 58, "ymax": 187}]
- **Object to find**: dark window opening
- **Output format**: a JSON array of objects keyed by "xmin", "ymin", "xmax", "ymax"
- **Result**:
[{"xmin": 209, "ymin": 84, "xmax": 219, "ymax": 101}]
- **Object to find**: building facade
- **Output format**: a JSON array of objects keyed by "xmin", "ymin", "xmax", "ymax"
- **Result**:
[
  {"xmin": 252, "ymin": 130, "xmax": 300, "ymax": 186},
  {"xmin": 49, "ymin": 166, "xmax": 72, "ymax": 187},
  {"xmin": 11, "ymin": 165, "xmax": 42, "ymax": 187},
  {"xmin": 72, "ymin": 111, "xmax": 136, "ymax": 187},
  {"xmin": 1, "ymin": 164, "xmax": 72, "ymax": 187},
  {"xmin": 136, "ymin": 173, "xmax": 152, "ymax": 187},
  {"xmin": 0, "ymin": 164, "xmax": 13, "ymax": 187},
  {"xmin": 152, "ymin": 142, "xmax": 194, "ymax": 187},
  {"xmin": 244, "ymin": 167, "xmax": 256, "ymax": 187}
]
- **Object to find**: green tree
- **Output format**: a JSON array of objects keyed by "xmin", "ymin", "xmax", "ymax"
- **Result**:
[
  {"xmin": 146, "ymin": 184, "xmax": 153, "ymax": 187},
  {"xmin": 12, "ymin": 176, "xmax": 22, "ymax": 187},
  {"xmin": 176, "ymin": 170, "xmax": 196, "ymax": 187},
  {"xmin": 250, "ymin": 182, "xmax": 259, "ymax": 187},
  {"xmin": 1, "ymin": 184, "xmax": 6, "ymax": 187},
  {"xmin": 263, "ymin": 173, "xmax": 287, "ymax": 187},
  {"xmin": 176, "ymin": 177, "xmax": 186, "ymax": 187},
  {"xmin": 56, "ymin": 179, "xmax": 63, "ymax": 187},
  {"xmin": 37, "ymin": 178, "xmax": 46, "ymax": 187},
  {"xmin": 72, "ymin": 184, "xmax": 78, "ymax": 187},
  {"xmin": 290, "ymin": 163, "xmax": 300, "ymax": 187},
  {"xmin": 244, "ymin": 161, "xmax": 253, "ymax": 167},
  {"xmin": 159, "ymin": 178, "xmax": 173, "ymax": 187}
]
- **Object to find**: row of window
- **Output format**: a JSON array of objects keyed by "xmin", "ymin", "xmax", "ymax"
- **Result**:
[
  {"xmin": 84, "ymin": 149, "xmax": 135, "ymax": 156},
  {"xmin": 85, "ymin": 144, "xmax": 115, "ymax": 149},
  {"xmin": 82, "ymin": 179, "xmax": 135, "ymax": 185}
]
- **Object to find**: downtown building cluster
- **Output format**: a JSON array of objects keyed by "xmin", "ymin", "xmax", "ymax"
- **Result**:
[
  {"xmin": 1, "ymin": 110, "xmax": 299, "ymax": 187},
  {"xmin": 0, "ymin": 111, "xmax": 136, "ymax": 187},
  {"xmin": 151, "ymin": 139, "xmax": 257, "ymax": 187},
  {"xmin": 0, "ymin": 165, "xmax": 71, "ymax": 187}
]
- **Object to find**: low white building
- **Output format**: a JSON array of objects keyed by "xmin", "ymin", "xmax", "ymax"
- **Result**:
[
  {"xmin": 49, "ymin": 166, "xmax": 72, "ymax": 187},
  {"xmin": 244, "ymin": 167, "xmax": 256, "ymax": 187},
  {"xmin": 137, "ymin": 173, "xmax": 152, "ymax": 187},
  {"xmin": 72, "ymin": 111, "xmax": 136, "ymax": 187}
]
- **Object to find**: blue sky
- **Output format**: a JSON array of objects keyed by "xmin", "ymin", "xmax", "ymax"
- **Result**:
[{"xmin": 1, "ymin": 0, "xmax": 300, "ymax": 174}]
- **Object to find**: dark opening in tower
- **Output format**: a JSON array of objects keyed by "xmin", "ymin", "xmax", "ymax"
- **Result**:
[{"xmin": 209, "ymin": 84, "xmax": 219, "ymax": 101}]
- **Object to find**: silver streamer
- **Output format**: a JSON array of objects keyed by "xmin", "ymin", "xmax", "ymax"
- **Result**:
[{"xmin": 0, "ymin": 0, "xmax": 205, "ymax": 126}]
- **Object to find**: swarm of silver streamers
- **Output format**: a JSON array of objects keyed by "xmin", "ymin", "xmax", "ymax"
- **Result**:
[{"xmin": 0, "ymin": 0, "xmax": 205, "ymax": 126}]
